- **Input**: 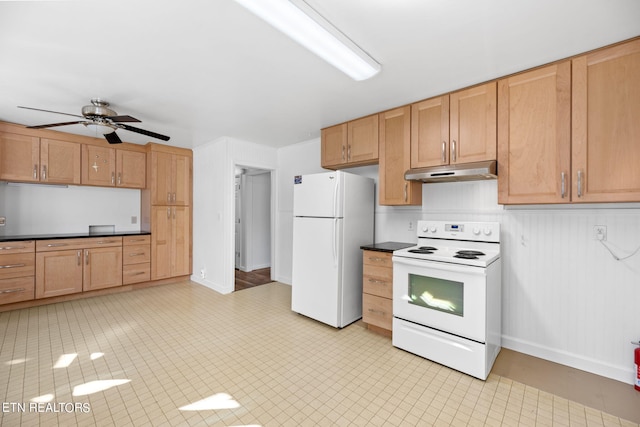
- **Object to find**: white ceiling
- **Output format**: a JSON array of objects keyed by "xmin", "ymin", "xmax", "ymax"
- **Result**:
[{"xmin": 1, "ymin": 0, "xmax": 639, "ymax": 149}]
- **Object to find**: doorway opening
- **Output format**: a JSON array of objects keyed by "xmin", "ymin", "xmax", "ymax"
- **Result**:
[{"xmin": 234, "ymin": 166, "xmax": 274, "ymax": 291}]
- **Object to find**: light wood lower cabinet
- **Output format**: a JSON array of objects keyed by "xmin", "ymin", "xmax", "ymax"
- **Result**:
[
  {"xmin": 35, "ymin": 237, "xmax": 123, "ymax": 299},
  {"xmin": 362, "ymin": 251, "xmax": 394, "ymax": 334},
  {"xmin": 151, "ymin": 206, "xmax": 191, "ymax": 280},
  {"xmin": 0, "ymin": 241, "xmax": 35, "ymax": 304},
  {"xmin": 123, "ymin": 235, "xmax": 151, "ymax": 284}
]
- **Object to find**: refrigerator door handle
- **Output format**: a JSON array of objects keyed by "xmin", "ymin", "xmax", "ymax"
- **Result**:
[
  {"xmin": 332, "ymin": 175, "xmax": 339, "ymax": 218},
  {"xmin": 333, "ymin": 218, "xmax": 338, "ymax": 267}
]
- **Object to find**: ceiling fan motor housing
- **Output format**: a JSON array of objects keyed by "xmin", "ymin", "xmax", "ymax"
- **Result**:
[{"xmin": 81, "ymin": 98, "xmax": 117, "ymax": 118}]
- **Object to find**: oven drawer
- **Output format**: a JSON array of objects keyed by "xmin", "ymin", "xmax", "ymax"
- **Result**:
[
  {"xmin": 363, "ymin": 293, "xmax": 393, "ymax": 331},
  {"xmin": 363, "ymin": 251, "xmax": 392, "ymax": 268}
]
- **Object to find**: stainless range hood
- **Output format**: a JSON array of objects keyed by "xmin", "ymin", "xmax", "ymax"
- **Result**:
[{"xmin": 405, "ymin": 160, "xmax": 497, "ymax": 183}]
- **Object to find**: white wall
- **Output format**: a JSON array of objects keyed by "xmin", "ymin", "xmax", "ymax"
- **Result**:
[
  {"xmin": 0, "ymin": 182, "xmax": 140, "ymax": 235},
  {"xmin": 191, "ymin": 137, "xmax": 277, "ymax": 294},
  {"xmin": 239, "ymin": 171, "xmax": 271, "ymax": 271},
  {"xmin": 275, "ymin": 138, "xmax": 640, "ymax": 385}
]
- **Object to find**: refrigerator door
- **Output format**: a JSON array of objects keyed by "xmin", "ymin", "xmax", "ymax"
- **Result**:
[
  {"xmin": 293, "ymin": 171, "xmax": 343, "ymax": 218},
  {"xmin": 291, "ymin": 216, "xmax": 343, "ymax": 327}
]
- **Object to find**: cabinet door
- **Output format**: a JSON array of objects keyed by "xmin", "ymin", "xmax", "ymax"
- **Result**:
[
  {"xmin": 83, "ymin": 246, "xmax": 122, "ymax": 291},
  {"xmin": 151, "ymin": 206, "xmax": 172, "ymax": 279},
  {"xmin": 35, "ymin": 250, "xmax": 83, "ymax": 298},
  {"xmin": 40, "ymin": 139, "xmax": 81, "ymax": 184},
  {"xmin": 0, "ymin": 132, "xmax": 39, "ymax": 182},
  {"xmin": 173, "ymin": 154, "xmax": 191, "ymax": 206},
  {"xmin": 450, "ymin": 82, "xmax": 497, "ymax": 164},
  {"xmin": 321, "ymin": 123, "xmax": 347, "ymax": 169},
  {"xmin": 81, "ymin": 145, "xmax": 116, "ymax": 186},
  {"xmin": 116, "ymin": 150, "xmax": 146, "ymax": 189},
  {"xmin": 497, "ymin": 62, "xmax": 571, "ymax": 204},
  {"xmin": 572, "ymin": 39, "xmax": 640, "ymax": 202},
  {"xmin": 347, "ymin": 115, "xmax": 379, "ymax": 164},
  {"xmin": 172, "ymin": 206, "xmax": 191, "ymax": 276},
  {"xmin": 379, "ymin": 106, "xmax": 422, "ymax": 206},
  {"xmin": 151, "ymin": 151, "xmax": 174, "ymax": 205},
  {"xmin": 411, "ymin": 95, "xmax": 449, "ymax": 168}
]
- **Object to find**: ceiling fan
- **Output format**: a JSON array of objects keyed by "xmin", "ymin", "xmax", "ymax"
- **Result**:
[{"xmin": 17, "ymin": 98, "xmax": 170, "ymax": 144}]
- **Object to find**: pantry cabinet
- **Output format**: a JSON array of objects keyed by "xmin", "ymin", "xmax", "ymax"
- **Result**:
[
  {"xmin": 321, "ymin": 115, "xmax": 379, "ymax": 169},
  {"xmin": 0, "ymin": 133, "xmax": 81, "ymax": 184},
  {"xmin": 571, "ymin": 39, "xmax": 640, "ymax": 202},
  {"xmin": 497, "ymin": 62, "xmax": 571, "ymax": 204},
  {"xmin": 379, "ymin": 106, "xmax": 422, "ymax": 206},
  {"xmin": 150, "ymin": 150, "xmax": 191, "ymax": 205},
  {"xmin": 151, "ymin": 206, "xmax": 191, "ymax": 280},
  {"xmin": 411, "ymin": 82, "xmax": 496, "ymax": 169}
]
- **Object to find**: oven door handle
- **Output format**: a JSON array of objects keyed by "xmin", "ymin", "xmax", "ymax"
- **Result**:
[{"xmin": 392, "ymin": 256, "xmax": 488, "ymax": 275}]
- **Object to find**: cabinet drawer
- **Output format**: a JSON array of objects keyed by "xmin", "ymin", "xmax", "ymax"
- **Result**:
[
  {"xmin": 123, "ymin": 263, "xmax": 150, "ymax": 285},
  {"xmin": 363, "ymin": 272, "xmax": 393, "ymax": 299},
  {"xmin": 0, "ymin": 276, "xmax": 35, "ymax": 305},
  {"xmin": 363, "ymin": 263, "xmax": 392, "ymax": 281},
  {"xmin": 362, "ymin": 293, "xmax": 393, "ymax": 331},
  {"xmin": 0, "ymin": 253, "xmax": 35, "ymax": 279},
  {"xmin": 363, "ymin": 251, "xmax": 392, "ymax": 268},
  {"xmin": 0, "ymin": 240, "xmax": 35, "ymax": 254},
  {"xmin": 123, "ymin": 244, "xmax": 151, "ymax": 265},
  {"xmin": 37, "ymin": 237, "xmax": 122, "ymax": 252},
  {"xmin": 123, "ymin": 235, "xmax": 151, "ymax": 246}
]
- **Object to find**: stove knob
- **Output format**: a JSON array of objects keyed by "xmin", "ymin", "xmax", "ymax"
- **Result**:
[
  {"xmin": 430, "ymin": 226, "xmax": 437, "ymax": 233},
  {"xmin": 473, "ymin": 227, "xmax": 480, "ymax": 235},
  {"xmin": 422, "ymin": 226, "xmax": 428, "ymax": 233},
  {"xmin": 483, "ymin": 228, "xmax": 492, "ymax": 236}
]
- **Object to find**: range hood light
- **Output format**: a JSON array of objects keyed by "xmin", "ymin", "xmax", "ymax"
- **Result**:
[{"xmin": 405, "ymin": 160, "xmax": 498, "ymax": 183}]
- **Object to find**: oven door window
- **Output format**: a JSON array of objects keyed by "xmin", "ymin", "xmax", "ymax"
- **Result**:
[{"xmin": 408, "ymin": 274, "xmax": 463, "ymax": 317}]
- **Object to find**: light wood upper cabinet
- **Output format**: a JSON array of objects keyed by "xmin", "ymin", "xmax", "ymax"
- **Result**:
[
  {"xmin": 116, "ymin": 149, "xmax": 146, "ymax": 188},
  {"xmin": 321, "ymin": 115, "xmax": 378, "ymax": 169},
  {"xmin": 411, "ymin": 82, "xmax": 496, "ymax": 169},
  {"xmin": 411, "ymin": 96, "xmax": 449, "ymax": 168},
  {"xmin": 150, "ymin": 151, "xmax": 191, "ymax": 205},
  {"xmin": 0, "ymin": 133, "xmax": 80, "ymax": 184},
  {"xmin": 572, "ymin": 39, "xmax": 640, "ymax": 202},
  {"xmin": 379, "ymin": 106, "xmax": 422, "ymax": 206},
  {"xmin": 498, "ymin": 62, "xmax": 571, "ymax": 204},
  {"xmin": 321, "ymin": 123, "xmax": 347, "ymax": 168},
  {"xmin": 82, "ymin": 145, "xmax": 116, "ymax": 186}
]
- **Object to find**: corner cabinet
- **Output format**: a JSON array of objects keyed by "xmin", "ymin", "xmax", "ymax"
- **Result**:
[
  {"xmin": 321, "ymin": 114, "xmax": 379, "ymax": 169},
  {"xmin": 143, "ymin": 144, "xmax": 193, "ymax": 281},
  {"xmin": 379, "ymin": 106, "xmax": 422, "ymax": 206}
]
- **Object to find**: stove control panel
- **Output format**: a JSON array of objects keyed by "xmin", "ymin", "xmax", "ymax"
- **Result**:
[{"xmin": 417, "ymin": 220, "xmax": 500, "ymax": 243}]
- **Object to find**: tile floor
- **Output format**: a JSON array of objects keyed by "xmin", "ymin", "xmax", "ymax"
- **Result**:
[{"xmin": 0, "ymin": 281, "xmax": 638, "ymax": 426}]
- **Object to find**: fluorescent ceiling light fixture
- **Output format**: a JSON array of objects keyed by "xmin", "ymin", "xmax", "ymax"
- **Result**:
[{"xmin": 233, "ymin": 0, "xmax": 381, "ymax": 81}]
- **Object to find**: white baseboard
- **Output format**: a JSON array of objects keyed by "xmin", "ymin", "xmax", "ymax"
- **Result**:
[
  {"xmin": 190, "ymin": 275, "xmax": 233, "ymax": 295},
  {"xmin": 276, "ymin": 275, "xmax": 291, "ymax": 285},
  {"xmin": 502, "ymin": 334, "xmax": 633, "ymax": 385}
]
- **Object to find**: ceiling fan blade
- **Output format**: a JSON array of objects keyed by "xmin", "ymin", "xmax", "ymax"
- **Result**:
[
  {"xmin": 108, "ymin": 115, "xmax": 141, "ymax": 123},
  {"xmin": 104, "ymin": 131, "xmax": 123, "ymax": 144},
  {"xmin": 119, "ymin": 124, "xmax": 170, "ymax": 141},
  {"xmin": 18, "ymin": 106, "xmax": 84, "ymax": 119},
  {"xmin": 27, "ymin": 121, "xmax": 87, "ymax": 129}
]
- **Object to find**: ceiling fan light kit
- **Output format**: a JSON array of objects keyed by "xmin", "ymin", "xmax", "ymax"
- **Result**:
[
  {"xmin": 17, "ymin": 98, "xmax": 170, "ymax": 144},
  {"xmin": 233, "ymin": 0, "xmax": 381, "ymax": 81}
]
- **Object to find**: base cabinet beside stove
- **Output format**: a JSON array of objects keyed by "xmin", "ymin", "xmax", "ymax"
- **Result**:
[{"xmin": 362, "ymin": 250, "xmax": 394, "ymax": 335}]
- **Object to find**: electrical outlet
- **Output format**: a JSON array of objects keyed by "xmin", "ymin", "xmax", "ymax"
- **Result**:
[
  {"xmin": 593, "ymin": 225, "xmax": 607, "ymax": 241},
  {"xmin": 0, "ymin": 216, "xmax": 5, "ymax": 227},
  {"xmin": 131, "ymin": 216, "xmax": 137, "ymax": 224},
  {"xmin": 408, "ymin": 221, "xmax": 414, "ymax": 231},
  {"xmin": 200, "ymin": 268, "xmax": 206, "ymax": 279}
]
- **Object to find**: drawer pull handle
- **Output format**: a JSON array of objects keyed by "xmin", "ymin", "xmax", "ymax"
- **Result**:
[
  {"xmin": 0, "ymin": 264, "xmax": 25, "ymax": 269},
  {"xmin": 368, "ymin": 257, "xmax": 386, "ymax": 262},
  {"xmin": 368, "ymin": 278, "xmax": 387, "ymax": 284},
  {"xmin": 128, "ymin": 239, "xmax": 146, "ymax": 242},
  {"xmin": 97, "ymin": 240, "xmax": 117, "ymax": 244},
  {"xmin": 47, "ymin": 243, "xmax": 68, "ymax": 247},
  {"xmin": 0, "ymin": 246, "xmax": 26, "ymax": 251},
  {"xmin": 131, "ymin": 271, "xmax": 146, "ymax": 276},
  {"xmin": 128, "ymin": 253, "xmax": 145, "ymax": 257},
  {"xmin": 0, "ymin": 288, "xmax": 26, "ymax": 294},
  {"xmin": 367, "ymin": 308, "xmax": 386, "ymax": 315}
]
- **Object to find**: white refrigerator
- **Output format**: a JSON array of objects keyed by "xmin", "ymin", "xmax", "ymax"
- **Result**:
[{"xmin": 291, "ymin": 171, "xmax": 374, "ymax": 328}]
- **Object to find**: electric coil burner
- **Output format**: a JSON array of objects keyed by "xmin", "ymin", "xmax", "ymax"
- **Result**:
[{"xmin": 392, "ymin": 220, "xmax": 501, "ymax": 380}]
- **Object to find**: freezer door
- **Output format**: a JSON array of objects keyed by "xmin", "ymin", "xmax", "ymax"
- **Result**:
[
  {"xmin": 291, "ymin": 217, "xmax": 343, "ymax": 327},
  {"xmin": 293, "ymin": 171, "xmax": 343, "ymax": 218}
]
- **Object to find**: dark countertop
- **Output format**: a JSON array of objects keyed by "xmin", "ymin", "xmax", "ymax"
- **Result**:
[
  {"xmin": 0, "ymin": 231, "xmax": 151, "ymax": 243},
  {"xmin": 360, "ymin": 241, "xmax": 415, "ymax": 253}
]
